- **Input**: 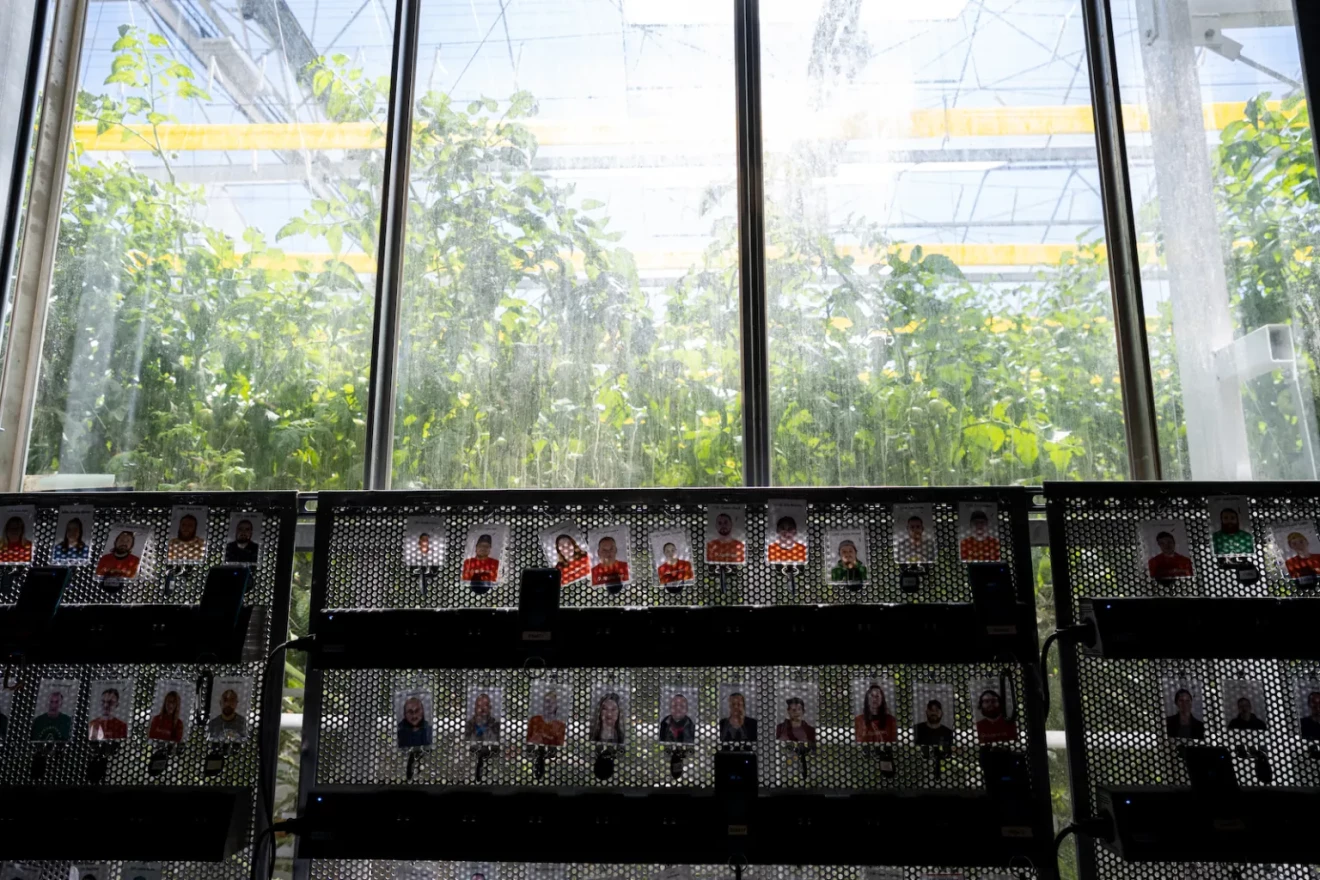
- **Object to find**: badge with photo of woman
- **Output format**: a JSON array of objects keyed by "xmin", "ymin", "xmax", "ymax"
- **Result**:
[
  {"xmin": 1221, "ymin": 678, "xmax": 1267, "ymax": 732},
  {"xmin": 588, "ymin": 524, "xmax": 632, "ymax": 590},
  {"xmin": 957, "ymin": 501, "xmax": 1001, "ymax": 562},
  {"xmin": 461, "ymin": 523, "xmax": 508, "ymax": 587},
  {"xmin": 1139, "ymin": 520, "xmax": 1195, "ymax": 581},
  {"xmin": 402, "ymin": 517, "xmax": 446, "ymax": 569},
  {"xmin": 852, "ymin": 677, "xmax": 899, "ymax": 744},
  {"xmin": 526, "ymin": 678, "xmax": 570, "ymax": 747},
  {"xmin": 147, "ymin": 678, "xmax": 193, "ymax": 744},
  {"xmin": 1161, "ymin": 676, "xmax": 1207, "ymax": 741},
  {"xmin": 539, "ymin": 520, "xmax": 590, "ymax": 587},
  {"xmin": 165, "ymin": 505, "xmax": 208, "ymax": 565},
  {"xmin": 0, "ymin": 505, "xmax": 35, "ymax": 565},
  {"xmin": 650, "ymin": 527, "xmax": 695, "ymax": 589},
  {"xmin": 970, "ymin": 677, "xmax": 1018, "ymax": 744},
  {"xmin": 717, "ymin": 682, "xmax": 758, "ymax": 744},
  {"xmin": 765, "ymin": 499, "xmax": 809, "ymax": 565},
  {"xmin": 51, "ymin": 505, "xmax": 95, "ymax": 566},
  {"xmin": 589, "ymin": 680, "xmax": 629, "ymax": 746},
  {"xmin": 1272, "ymin": 521, "xmax": 1320, "ymax": 580},
  {"xmin": 464, "ymin": 685, "xmax": 504, "ymax": 743},
  {"xmin": 658, "ymin": 685, "xmax": 698, "ymax": 745},
  {"xmin": 393, "ymin": 687, "xmax": 435, "ymax": 750},
  {"xmin": 824, "ymin": 527, "xmax": 868, "ymax": 586},
  {"xmin": 911, "ymin": 682, "xmax": 956, "ymax": 747},
  {"xmin": 87, "ymin": 678, "xmax": 135, "ymax": 742}
]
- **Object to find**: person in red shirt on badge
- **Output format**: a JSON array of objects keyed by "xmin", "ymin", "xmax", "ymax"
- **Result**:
[
  {"xmin": 591, "ymin": 536, "xmax": 630, "ymax": 587},
  {"xmin": 854, "ymin": 683, "xmax": 898, "ymax": 743},
  {"xmin": 656, "ymin": 542, "xmax": 694, "ymax": 585},
  {"xmin": 959, "ymin": 510, "xmax": 1001, "ymax": 561},
  {"xmin": 975, "ymin": 689, "xmax": 1018, "ymax": 743},
  {"xmin": 462, "ymin": 533, "xmax": 500, "ymax": 584},
  {"xmin": 149, "ymin": 690, "xmax": 185, "ymax": 742},
  {"xmin": 1284, "ymin": 531, "xmax": 1320, "ymax": 578},
  {"xmin": 554, "ymin": 534, "xmax": 590, "ymax": 585},
  {"xmin": 767, "ymin": 516, "xmax": 807, "ymax": 564},
  {"xmin": 1147, "ymin": 531, "xmax": 1193, "ymax": 580},
  {"xmin": 96, "ymin": 530, "xmax": 141, "ymax": 579},
  {"xmin": 88, "ymin": 687, "xmax": 128, "ymax": 741}
]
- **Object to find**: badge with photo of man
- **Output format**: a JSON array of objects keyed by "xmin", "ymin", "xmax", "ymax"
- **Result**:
[
  {"xmin": 223, "ymin": 512, "xmax": 263, "ymax": 566},
  {"xmin": 165, "ymin": 505, "xmax": 209, "ymax": 565}
]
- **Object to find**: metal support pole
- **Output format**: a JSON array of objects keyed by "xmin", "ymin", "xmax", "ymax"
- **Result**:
[
  {"xmin": 361, "ymin": 0, "xmax": 422, "ymax": 491},
  {"xmin": 0, "ymin": 0, "xmax": 49, "ymax": 329},
  {"xmin": 734, "ymin": 0, "xmax": 771, "ymax": 487},
  {"xmin": 0, "ymin": 0, "xmax": 87, "ymax": 492},
  {"xmin": 1295, "ymin": 1, "xmax": 1320, "ymax": 176},
  {"xmin": 1079, "ymin": 0, "xmax": 1163, "ymax": 481},
  {"xmin": 1137, "ymin": 0, "xmax": 1251, "ymax": 481}
]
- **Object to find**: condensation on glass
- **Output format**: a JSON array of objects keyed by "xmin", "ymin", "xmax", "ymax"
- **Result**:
[
  {"xmin": 761, "ymin": 0, "xmax": 1129, "ymax": 487},
  {"xmin": 25, "ymin": 1, "xmax": 392, "ymax": 490},
  {"xmin": 390, "ymin": 0, "xmax": 743, "ymax": 490},
  {"xmin": 1113, "ymin": 0, "xmax": 1319, "ymax": 481}
]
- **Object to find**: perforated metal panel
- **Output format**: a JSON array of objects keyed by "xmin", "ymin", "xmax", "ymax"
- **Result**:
[
  {"xmin": 312, "ymin": 663, "xmax": 1031, "ymax": 789},
  {"xmin": 307, "ymin": 862, "xmax": 1041, "ymax": 880},
  {"xmin": 1047, "ymin": 482, "xmax": 1320, "ymax": 880},
  {"xmin": 312, "ymin": 489, "xmax": 1028, "ymax": 611},
  {"xmin": 0, "ymin": 492, "xmax": 296, "ymax": 879}
]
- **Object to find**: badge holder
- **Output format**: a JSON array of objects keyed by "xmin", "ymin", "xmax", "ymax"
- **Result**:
[
  {"xmin": 162, "ymin": 563, "xmax": 194, "ymax": 598},
  {"xmin": 713, "ymin": 564, "xmax": 735, "ymax": 594},
  {"xmin": 866, "ymin": 743, "xmax": 897, "ymax": 778},
  {"xmin": 405, "ymin": 747, "xmax": 423, "ymax": 781},
  {"xmin": 899, "ymin": 563, "xmax": 928, "ymax": 594},
  {"xmin": 1, "ymin": 563, "xmax": 25, "ymax": 596},
  {"xmin": 88, "ymin": 740, "xmax": 119, "ymax": 783},
  {"xmin": 100, "ymin": 574, "xmax": 127, "ymax": 596},
  {"xmin": 472, "ymin": 741, "xmax": 498, "ymax": 782},
  {"xmin": 1292, "ymin": 570, "xmax": 1318, "ymax": 591},
  {"xmin": 666, "ymin": 744, "xmax": 691, "ymax": 779},
  {"xmin": 1215, "ymin": 555, "xmax": 1259, "ymax": 585},
  {"xmin": 31, "ymin": 740, "xmax": 64, "ymax": 779},
  {"xmin": 148, "ymin": 741, "xmax": 178, "ymax": 777},
  {"xmin": 777, "ymin": 564, "xmax": 803, "ymax": 596},
  {"xmin": 412, "ymin": 565, "xmax": 441, "ymax": 600}
]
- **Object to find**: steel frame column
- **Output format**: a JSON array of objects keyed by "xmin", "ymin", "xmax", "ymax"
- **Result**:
[
  {"xmin": 361, "ymin": 0, "xmax": 422, "ymax": 491},
  {"xmin": 734, "ymin": 0, "xmax": 771, "ymax": 487},
  {"xmin": 1078, "ymin": 0, "xmax": 1164, "ymax": 481}
]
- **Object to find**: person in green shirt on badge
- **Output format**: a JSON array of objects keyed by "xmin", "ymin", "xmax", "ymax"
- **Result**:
[
  {"xmin": 831, "ymin": 539, "xmax": 867, "ymax": 583},
  {"xmin": 31, "ymin": 689, "xmax": 73, "ymax": 742},
  {"xmin": 1211, "ymin": 507, "xmax": 1254, "ymax": 556}
]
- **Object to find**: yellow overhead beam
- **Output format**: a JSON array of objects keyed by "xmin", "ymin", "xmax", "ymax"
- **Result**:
[
  {"xmin": 73, "ymin": 100, "xmax": 1289, "ymax": 153},
  {"xmin": 189, "ymin": 242, "xmax": 1145, "ymax": 275}
]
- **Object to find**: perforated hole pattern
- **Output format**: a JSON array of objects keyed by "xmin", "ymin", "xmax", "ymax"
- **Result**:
[
  {"xmin": 317, "ymin": 493, "xmax": 1021, "ymax": 610},
  {"xmin": 0, "ymin": 493, "xmax": 293, "ymax": 880},
  {"xmin": 1053, "ymin": 488, "xmax": 1320, "ymax": 880},
  {"xmin": 308, "ymin": 862, "xmax": 1039, "ymax": 880}
]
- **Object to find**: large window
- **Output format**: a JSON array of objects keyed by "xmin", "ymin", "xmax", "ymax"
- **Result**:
[
  {"xmin": 9, "ymin": 0, "xmax": 1320, "ymax": 491},
  {"xmin": 1113, "ymin": 0, "xmax": 1319, "ymax": 481},
  {"xmin": 762, "ymin": 0, "xmax": 1128, "ymax": 486},
  {"xmin": 391, "ymin": 0, "xmax": 742, "ymax": 489},
  {"xmin": 24, "ymin": 1, "xmax": 392, "ymax": 490}
]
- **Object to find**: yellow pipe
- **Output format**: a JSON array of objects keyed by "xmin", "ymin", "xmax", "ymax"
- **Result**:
[{"xmin": 73, "ymin": 100, "xmax": 1291, "ymax": 152}]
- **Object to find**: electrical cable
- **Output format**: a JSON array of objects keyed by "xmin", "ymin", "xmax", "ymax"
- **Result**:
[
  {"xmin": 251, "ymin": 635, "xmax": 318, "ymax": 880},
  {"xmin": 1038, "ymin": 622, "xmax": 1094, "ymax": 716}
]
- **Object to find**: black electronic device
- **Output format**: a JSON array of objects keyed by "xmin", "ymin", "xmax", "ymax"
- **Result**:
[
  {"xmin": 1078, "ymin": 597, "xmax": 1320, "ymax": 659},
  {"xmin": 9, "ymin": 566, "xmax": 70, "ymax": 644},
  {"xmin": 1095, "ymin": 785, "xmax": 1320, "ymax": 863},
  {"xmin": 518, "ymin": 568, "xmax": 561, "ymax": 659},
  {"xmin": 1182, "ymin": 745, "xmax": 1238, "ymax": 793},
  {"xmin": 199, "ymin": 564, "xmax": 252, "ymax": 632},
  {"xmin": 969, "ymin": 562, "xmax": 1018, "ymax": 637}
]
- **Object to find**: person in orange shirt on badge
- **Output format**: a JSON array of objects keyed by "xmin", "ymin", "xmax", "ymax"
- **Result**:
[
  {"xmin": 767, "ymin": 516, "xmax": 807, "ymax": 564},
  {"xmin": 706, "ymin": 513, "xmax": 745, "ymax": 564},
  {"xmin": 1147, "ymin": 531, "xmax": 1193, "ymax": 580},
  {"xmin": 591, "ymin": 536, "xmax": 630, "ymax": 587},
  {"xmin": 526, "ymin": 689, "xmax": 567, "ymax": 747},
  {"xmin": 656, "ymin": 542, "xmax": 694, "ymax": 585},
  {"xmin": 959, "ymin": 510, "xmax": 1001, "ymax": 561},
  {"xmin": 1284, "ymin": 531, "xmax": 1320, "ymax": 578}
]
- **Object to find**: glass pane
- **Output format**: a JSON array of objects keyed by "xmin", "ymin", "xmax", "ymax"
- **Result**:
[
  {"xmin": 26, "ymin": 1, "xmax": 392, "ymax": 490},
  {"xmin": 392, "ymin": 0, "xmax": 742, "ymax": 489},
  {"xmin": 1113, "ymin": 0, "xmax": 1318, "ymax": 480},
  {"xmin": 763, "ymin": 0, "xmax": 1129, "ymax": 486}
]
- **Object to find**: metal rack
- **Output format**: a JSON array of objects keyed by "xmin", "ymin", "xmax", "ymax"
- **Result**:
[{"xmin": 0, "ymin": 490, "xmax": 296, "ymax": 879}]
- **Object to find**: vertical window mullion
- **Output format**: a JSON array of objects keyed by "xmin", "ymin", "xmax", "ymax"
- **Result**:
[
  {"xmin": 734, "ymin": 0, "xmax": 771, "ymax": 487},
  {"xmin": 362, "ymin": 0, "xmax": 423, "ymax": 491},
  {"xmin": 1079, "ymin": 0, "xmax": 1163, "ymax": 481}
]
